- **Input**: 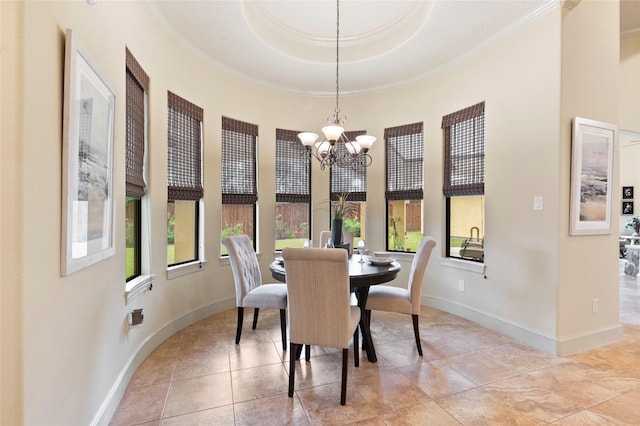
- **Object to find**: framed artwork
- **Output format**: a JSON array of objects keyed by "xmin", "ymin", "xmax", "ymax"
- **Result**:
[
  {"xmin": 623, "ymin": 201, "xmax": 634, "ymax": 215},
  {"xmin": 569, "ymin": 117, "xmax": 616, "ymax": 235},
  {"xmin": 623, "ymin": 186, "xmax": 634, "ymax": 200},
  {"xmin": 61, "ymin": 29, "xmax": 116, "ymax": 275}
]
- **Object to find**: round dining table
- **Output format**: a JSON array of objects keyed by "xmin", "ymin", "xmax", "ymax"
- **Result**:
[{"xmin": 269, "ymin": 254, "xmax": 401, "ymax": 363}]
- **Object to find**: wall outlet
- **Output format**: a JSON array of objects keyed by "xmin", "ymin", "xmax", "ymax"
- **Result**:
[
  {"xmin": 533, "ymin": 196, "xmax": 544, "ymax": 211},
  {"xmin": 458, "ymin": 280, "xmax": 465, "ymax": 291},
  {"xmin": 592, "ymin": 298, "xmax": 599, "ymax": 314}
]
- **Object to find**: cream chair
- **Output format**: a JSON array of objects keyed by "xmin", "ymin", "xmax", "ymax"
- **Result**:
[
  {"xmin": 319, "ymin": 230, "xmax": 354, "ymax": 254},
  {"xmin": 222, "ymin": 235, "xmax": 287, "ymax": 350},
  {"xmin": 365, "ymin": 236, "xmax": 436, "ymax": 356},
  {"xmin": 283, "ymin": 247, "xmax": 360, "ymax": 405}
]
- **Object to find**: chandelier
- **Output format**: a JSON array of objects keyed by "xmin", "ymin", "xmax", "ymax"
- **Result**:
[{"xmin": 297, "ymin": 0, "xmax": 376, "ymax": 170}]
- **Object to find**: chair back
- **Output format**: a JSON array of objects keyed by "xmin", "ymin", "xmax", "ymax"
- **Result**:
[
  {"xmin": 319, "ymin": 230, "xmax": 354, "ymax": 254},
  {"xmin": 407, "ymin": 237, "xmax": 437, "ymax": 312},
  {"xmin": 283, "ymin": 247, "xmax": 353, "ymax": 348},
  {"xmin": 222, "ymin": 235, "xmax": 262, "ymax": 306}
]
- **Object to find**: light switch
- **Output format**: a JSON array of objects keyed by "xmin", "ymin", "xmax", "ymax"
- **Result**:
[{"xmin": 533, "ymin": 196, "xmax": 543, "ymax": 211}]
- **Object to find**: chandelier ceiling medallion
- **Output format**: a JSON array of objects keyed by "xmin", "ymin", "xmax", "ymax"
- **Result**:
[{"xmin": 297, "ymin": 0, "xmax": 376, "ymax": 170}]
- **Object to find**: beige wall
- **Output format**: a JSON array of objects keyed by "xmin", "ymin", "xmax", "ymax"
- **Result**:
[
  {"xmin": 1, "ymin": 2, "xmax": 25, "ymax": 424},
  {"xmin": 557, "ymin": 0, "xmax": 621, "ymax": 348},
  {"xmin": 0, "ymin": 0, "xmax": 632, "ymax": 423}
]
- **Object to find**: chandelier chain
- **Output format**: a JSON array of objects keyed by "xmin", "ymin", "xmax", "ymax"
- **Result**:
[{"xmin": 334, "ymin": 0, "xmax": 340, "ymax": 121}]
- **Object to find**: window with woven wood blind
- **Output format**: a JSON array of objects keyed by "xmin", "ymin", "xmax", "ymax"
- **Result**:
[
  {"xmin": 125, "ymin": 48, "xmax": 149, "ymax": 281},
  {"xmin": 221, "ymin": 116, "xmax": 258, "ymax": 252},
  {"xmin": 442, "ymin": 101, "xmax": 485, "ymax": 262},
  {"xmin": 275, "ymin": 129, "xmax": 311, "ymax": 249},
  {"xmin": 167, "ymin": 92, "xmax": 203, "ymax": 267},
  {"xmin": 329, "ymin": 131, "xmax": 367, "ymax": 241},
  {"xmin": 384, "ymin": 122, "xmax": 424, "ymax": 253},
  {"xmin": 442, "ymin": 102, "xmax": 485, "ymax": 196}
]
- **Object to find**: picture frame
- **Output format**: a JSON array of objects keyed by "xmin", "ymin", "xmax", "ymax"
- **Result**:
[
  {"xmin": 569, "ymin": 117, "xmax": 617, "ymax": 236},
  {"xmin": 623, "ymin": 186, "xmax": 634, "ymax": 200},
  {"xmin": 61, "ymin": 29, "xmax": 116, "ymax": 275},
  {"xmin": 623, "ymin": 201, "xmax": 634, "ymax": 216}
]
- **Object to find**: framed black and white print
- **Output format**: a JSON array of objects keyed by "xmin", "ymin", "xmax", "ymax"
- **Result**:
[
  {"xmin": 623, "ymin": 186, "xmax": 634, "ymax": 200},
  {"xmin": 61, "ymin": 29, "xmax": 116, "ymax": 275},
  {"xmin": 623, "ymin": 201, "xmax": 634, "ymax": 215}
]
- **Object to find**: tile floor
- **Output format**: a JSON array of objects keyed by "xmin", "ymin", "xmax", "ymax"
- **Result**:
[{"xmin": 111, "ymin": 262, "xmax": 640, "ymax": 425}]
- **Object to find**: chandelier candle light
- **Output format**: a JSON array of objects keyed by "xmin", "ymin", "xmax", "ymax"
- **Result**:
[{"xmin": 298, "ymin": 0, "xmax": 376, "ymax": 170}]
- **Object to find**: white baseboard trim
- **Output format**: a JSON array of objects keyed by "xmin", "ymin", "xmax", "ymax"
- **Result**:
[
  {"xmin": 92, "ymin": 298, "xmax": 236, "ymax": 426},
  {"xmin": 422, "ymin": 296, "xmax": 622, "ymax": 357}
]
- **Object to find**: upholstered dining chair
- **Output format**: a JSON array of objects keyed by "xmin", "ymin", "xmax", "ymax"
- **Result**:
[
  {"xmin": 319, "ymin": 230, "xmax": 354, "ymax": 254},
  {"xmin": 365, "ymin": 236, "xmax": 436, "ymax": 356},
  {"xmin": 222, "ymin": 235, "xmax": 287, "ymax": 350},
  {"xmin": 283, "ymin": 247, "xmax": 361, "ymax": 405}
]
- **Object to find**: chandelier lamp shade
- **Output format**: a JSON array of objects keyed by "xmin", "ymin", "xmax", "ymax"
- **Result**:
[{"xmin": 297, "ymin": 0, "xmax": 376, "ymax": 170}]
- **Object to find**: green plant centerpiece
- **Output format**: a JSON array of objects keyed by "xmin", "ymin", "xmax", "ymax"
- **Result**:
[
  {"xmin": 626, "ymin": 216, "xmax": 640, "ymax": 234},
  {"xmin": 330, "ymin": 193, "xmax": 356, "ymax": 249}
]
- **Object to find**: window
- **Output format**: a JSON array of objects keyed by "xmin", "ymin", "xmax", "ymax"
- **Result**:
[
  {"xmin": 330, "ymin": 131, "xmax": 367, "ymax": 242},
  {"xmin": 125, "ymin": 48, "xmax": 149, "ymax": 281},
  {"xmin": 167, "ymin": 92, "xmax": 203, "ymax": 266},
  {"xmin": 275, "ymin": 129, "xmax": 311, "ymax": 250},
  {"xmin": 385, "ymin": 122, "xmax": 424, "ymax": 253},
  {"xmin": 442, "ymin": 102, "xmax": 485, "ymax": 262},
  {"xmin": 221, "ymin": 117, "xmax": 258, "ymax": 254}
]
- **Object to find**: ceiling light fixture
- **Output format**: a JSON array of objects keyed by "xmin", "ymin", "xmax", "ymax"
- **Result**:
[{"xmin": 298, "ymin": 0, "xmax": 376, "ymax": 170}]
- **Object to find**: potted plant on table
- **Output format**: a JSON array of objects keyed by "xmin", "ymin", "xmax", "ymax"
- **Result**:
[{"xmin": 331, "ymin": 193, "xmax": 356, "ymax": 249}]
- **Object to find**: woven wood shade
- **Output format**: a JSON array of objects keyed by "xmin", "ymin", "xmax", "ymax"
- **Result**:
[
  {"xmin": 167, "ymin": 91, "xmax": 203, "ymax": 201},
  {"xmin": 330, "ymin": 130, "xmax": 367, "ymax": 202},
  {"xmin": 125, "ymin": 48, "xmax": 149, "ymax": 199},
  {"xmin": 384, "ymin": 122, "xmax": 424, "ymax": 201},
  {"xmin": 442, "ymin": 102, "xmax": 485, "ymax": 197},
  {"xmin": 222, "ymin": 116, "xmax": 258, "ymax": 204},
  {"xmin": 276, "ymin": 129, "xmax": 310, "ymax": 203}
]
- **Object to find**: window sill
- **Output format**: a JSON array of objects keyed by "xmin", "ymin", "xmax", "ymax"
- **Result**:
[
  {"xmin": 439, "ymin": 257, "xmax": 485, "ymax": 274},
  {"xmin": 167, "ymin": 259, "xmax": 208, "ymax": 280},
  {"xmin": 125, "ymin": 274, "xmax": 156, "ymax": 305}
]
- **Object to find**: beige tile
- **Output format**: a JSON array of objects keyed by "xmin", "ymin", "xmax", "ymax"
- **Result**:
[
  {"xmin": 172, "ymin": 348, "xmax": 230, "ymax": 381},
  {"xmin": 128, "ymin": 355, "xmax": 176, "ymax": 389},
  {"xmin": 229, "ymin": 341, "xmax": 284, "ymax": 370},
  {"xmin": 286, "ymin": 353, "xmax": 343, "ymax": 391},
  {"xmin": 442, "ymin": 347, "xmax": 523, "ymax": 385},
  {"xmin": 233, "ymin": 393, "xmax": 310, "ymax": 426},
  {"xmin": 588, "ymin": 389, "xmax": 640, "ymax": 424},
  {"xmin": 163, "ymin": 372, "xmax": 233, "ymax": 418},
  {"xmin": 109, "ymin": 382, "xmax": 170, "ymax": 426},
  {"xmin": 297, "ymin": 369, "xmax": 430, "ymax": 425},
  {"xmin": 160, "ymin": 405, "xmax": 234, "ymax": 425},
  {"xmin": 397, "ymin": 359, "xmax": 477, "ymax": 399},
  {"xmin": 437, "ymin": 387, "xmax": 537, "ymax": 425},
  {"xmin": 551, "ymin": 410, "xmax": 618, "ymax": 425},
  {"xmin": 231, "ymin": 363, "xmax": 290, "ymax": 402},
  {"xmin": 379, "ymin": 401, "xmax": 460, "ymax": 425}
]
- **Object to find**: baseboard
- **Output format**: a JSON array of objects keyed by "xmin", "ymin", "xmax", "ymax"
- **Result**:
[
  {"xmin": 92, "ymin": 298, "xmax": 235, "ymax": 426},
  {"xmin": 422, "ymin": 296, "xmax": 622, "ymax": 357}
]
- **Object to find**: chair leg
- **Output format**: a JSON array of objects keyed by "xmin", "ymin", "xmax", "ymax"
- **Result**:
[
  {"xmin": 305, "ymin": 345, "xmax": 311, "ymax": 361},
  {"xmin": 353, "ymin": 329, "xmax": 359, "ymax": 368},
  {"xmin": 235, "ymin": 307, "xmax": 244, "ymax": 344},
  {"xmin": 280, "ymin": 309, "xmax": 287, "ymax": 351},
  {"xmin": 412, "ymin": 314, "xmax": 423, "ymax": 356},
  {"xmin": 252, "ymin": 308, "xmax": 260, "ymax": 330},
  {"xmin": 340, "ymin": 348, "xmax": 348, "ymax": 405},
  {"xmin": 288, "ymin": 342, "xmax": 297, "ymax": 397}
]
